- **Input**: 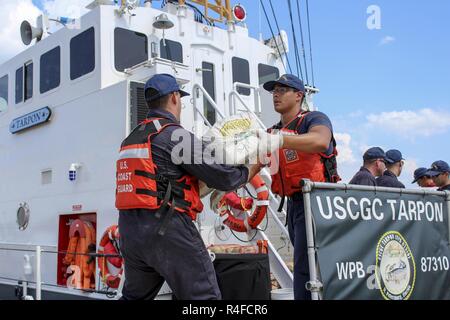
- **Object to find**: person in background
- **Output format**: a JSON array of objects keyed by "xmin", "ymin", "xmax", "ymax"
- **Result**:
[
  {"xmin": 426, "ymin": 160, "xmax": 450, "ymax": 191},
  {"xmin": 376, "ymin": 149, "xmax": 405, "ymax": 188},
  {"xmin": 412, "ymin": 167, "xmax": 436, "ymax": 188},
  {"xmin": 349, "ymin": 147, "xmax": 386, "ymax": 186}
]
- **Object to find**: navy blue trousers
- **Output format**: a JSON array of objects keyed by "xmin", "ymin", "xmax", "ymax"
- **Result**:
[
  {"xmin": 287, "ymin": 195, "xmax": 312, "ymax": 300},
  {"xmin": 119, "ymin": 209, "xmax": 221, "ymax": 300}
]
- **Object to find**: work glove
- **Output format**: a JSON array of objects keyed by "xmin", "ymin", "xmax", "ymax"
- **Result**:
[
  {"xmin": 199, "ymin": 180, "xmax": 214, "ymax": 198},
  {"xmin": 255, "ymin": 129, "xmax": 284, "ymax": 158},
  {"xmin": 210, "ymin": 190, "xmax": 227, "ymax": 213}
]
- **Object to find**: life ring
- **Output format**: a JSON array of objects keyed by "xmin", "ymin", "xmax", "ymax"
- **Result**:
[
  {"xmin": 63, "ymin": 219, "xmax": 96, "ymax": 289},
  {"xmin": 217, "ymin": 175, "xmax": 269, "ymax": 232},
  {"xmin": 97, "ymin": 225, "xmax": 123, "ymax": 289}
]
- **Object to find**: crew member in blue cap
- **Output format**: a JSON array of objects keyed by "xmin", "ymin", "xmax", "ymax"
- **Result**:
[
  {"xmin": 257, "ymin": 74, "xmax": 340, "ymax": 300},
  {"xmin": 349, "ymin": 147, "xmax": 386, "ymax": 186},
  {"xmin": 376, "ymin": 149, "xmax": 405, "ymax": 188},
  {"xmin": 116, "ymin": 74, "xmax": 263, "ymax": 300},
  {"xmin": 412, "ymin": 167, "xmax": 436, "ymax": 188},
  {"xmin": 426, "ymin": 160, "xmax": 450, "ymax": 191}
]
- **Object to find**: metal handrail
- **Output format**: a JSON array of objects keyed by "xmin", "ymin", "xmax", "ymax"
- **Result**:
[
  {"xmin": 232, "ymin": 82, "xmax": 262, "ymax": 114},
  {"xmin": 229, "ymin": 82, "xmax": 261, "ymax": 116},
  {"xmin": 192, "ymin": 83, "xmax": 225, "ymax": 121},
  {"xmin": 226, "ymin": 84, "xmax": 291, "ymax": 248},
  {"xmin": 0, "ymin": 243, "xmax": 121, "ymax": 300},
  {"xmin": 192, "ymin": 82, "xmax": 293, "ymax": 285}
]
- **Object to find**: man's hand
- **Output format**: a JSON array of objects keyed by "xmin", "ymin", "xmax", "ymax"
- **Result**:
[
  {"xmin": 199, "ymin": 180, "xmax": 214, "ymax": 198},
  {"xmin": 210, "ymin": 190, "xmax": 226, "ymax": 212},
  {"xmin": 255, "ymin": 129, "xmax": 284, "ymax": 156}
]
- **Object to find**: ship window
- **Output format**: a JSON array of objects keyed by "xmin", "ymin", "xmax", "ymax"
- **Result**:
[
  {"xmin": 15, "ymin": 67, "xmax": 23, "ymax": 104},
  {"xmin": 202, "ymin": 62, "xmax": 216, "ymax": 125},
  {"xmin": 232, "ymin": 57, "xmax": 250, "ymax": 96},
  {"xmin": 114, "ymin": 28, "xmax": 148, "ymax": 72},
  {"xmin": 24, "ymin": 62, "xmax": 33, "ymax": 101},
  {"xmin": 258, "ymin": 64, "xmax": 279, "ymax": 85},
  {"xmin": 160, "ymin": 39, "xmax": 183, "ymax": 63},
  {"xmin": 16, "ymin": 62, "xmax": 33, "ymax": 104},
  {"xmin": 0, "ymin": 75, "xmax": 8, "ymax": 110},
  {"xmin": 40, "ymin": 46, "xmax": 61, "ymax": 93},
  {"xmin": 70, "ymin": 27, "xmax": 95, "ymax": 80}
]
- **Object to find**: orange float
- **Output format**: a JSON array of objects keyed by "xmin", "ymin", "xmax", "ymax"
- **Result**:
[
  {"xmin": 217, "ymin": 175, "xmax": 269, "ymax": 232},
  {"xmin": 97, "ymin": 225, "xmax": 123, "ymax": 289}
]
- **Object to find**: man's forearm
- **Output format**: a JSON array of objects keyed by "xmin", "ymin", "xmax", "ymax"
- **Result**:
[
  {"xmin": 281, "ymin": 125, "xmax": 331, "ymax": 153},
  {"xmin": 282, "ymin": 133, "xmax": 329, "ymax": 153}
]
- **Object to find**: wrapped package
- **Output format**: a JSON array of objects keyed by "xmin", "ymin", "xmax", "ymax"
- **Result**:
[{"xmin": 203, "ymin": 112, "xmax": 261, "ymax": 165}]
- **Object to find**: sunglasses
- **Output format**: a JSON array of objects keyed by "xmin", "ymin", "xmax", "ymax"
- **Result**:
[{"xmin": 270, "ymin": 87, "xmax": 298, "ymax": 95}]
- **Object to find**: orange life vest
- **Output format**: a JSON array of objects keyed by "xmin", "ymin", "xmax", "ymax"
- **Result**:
[
  {"xmin": 115, "ymin": 117, "xmax": 203, "ymax": 220},
  {"xmin": 269, "ymin": 111, "xmax": 340, "ymax": 197},
  {"xmin": 63, "ymin": 219, "xmax": 96, "ymax": 290}
]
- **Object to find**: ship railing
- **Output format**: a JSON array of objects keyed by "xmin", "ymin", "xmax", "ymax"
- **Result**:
[
  {"xmin": 192, "ymin": 82, "xmax": 293, "ymax": 287},
  {"xmin": 192, "ymin": 83, "xmax": 225, "ymax": 132},
  {"xmin": 0, "ymin": 243, "xmax": 121, "ymax": 300}
]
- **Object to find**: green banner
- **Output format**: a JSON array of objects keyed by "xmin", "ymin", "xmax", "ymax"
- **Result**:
[{"xmin": 308, "ymin": 188, "xmax": 450, "ymax": 300}]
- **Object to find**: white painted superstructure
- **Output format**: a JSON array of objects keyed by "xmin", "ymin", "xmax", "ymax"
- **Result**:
[{"xmin": 0, "ymin": 1, "xmax": 294, "ymax": 299}]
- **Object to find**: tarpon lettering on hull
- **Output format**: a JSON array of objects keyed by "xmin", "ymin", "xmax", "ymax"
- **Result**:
[{"xmin": 10, "ymin": 107, "xmax": 52, "ymax": 134}]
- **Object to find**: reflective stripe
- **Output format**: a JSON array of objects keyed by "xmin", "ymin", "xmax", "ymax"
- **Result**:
[
  {"xmin": 220, "ymin": 212, "xmax": 229, "ymax": 222},
  {"xmin": 119, "ymin": 148, "xmax": 149, "ymax": 160},
  {"xmin": 153, "ymin": 120, "xmax": 162, "ymax": 131},
  {"xmin": 244, "ymin": 218, "xmax": 251, "ymax": 232},
  {"xmin": 255, "ymin": 186, "xmax": 268, "ymax": 194},
  {"xmin": 256, "ymin": 200, "xmax": 270, "ymax": 206}
]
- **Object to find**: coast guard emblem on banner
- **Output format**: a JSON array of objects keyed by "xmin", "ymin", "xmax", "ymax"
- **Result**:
[{"xmin": 376, "ymin": 231, "xmax": 416, "ymax": 300}]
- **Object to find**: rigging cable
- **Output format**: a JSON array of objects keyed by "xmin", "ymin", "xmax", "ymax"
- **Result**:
[
  {"xmin": 287, "ymin": 0, "xmax": 304, "ymax": 80},
  {"xmin": 306, "ymin": 0, "xmax": 316, "ymax": 86},
  {"xmin": 259, "ymin": 0, "xmax": 287, "ymax": 73},
  {"xmin": 296, "ymin": 0, "xmax": 310, "ymax": 85},
  {"xmin": 267, "ymin": 0, "xmax": 293, "ymax": 74}
]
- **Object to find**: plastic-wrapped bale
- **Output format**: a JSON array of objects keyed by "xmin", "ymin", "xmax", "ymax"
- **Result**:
[{"xmin": 203, "ymin": 112, "xmax": 261, "ymax": 165}]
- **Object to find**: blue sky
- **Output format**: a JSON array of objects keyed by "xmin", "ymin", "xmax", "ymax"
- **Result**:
[
  {"xmin": 3, "ymin": 0, "xmax": 450, "ymax": 186},
  {"xmin": 239, "ymin": 0, "xmax": 450, "ymax": 185}
]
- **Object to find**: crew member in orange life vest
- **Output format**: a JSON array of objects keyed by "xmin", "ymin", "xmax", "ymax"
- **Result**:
[
  {"xmin": 116, "ymin": 74, "xmax": 262, "ymax": 300},
  {"xmin": 257, "ymin": 74, "xmax": 340, "ymax": 300}
]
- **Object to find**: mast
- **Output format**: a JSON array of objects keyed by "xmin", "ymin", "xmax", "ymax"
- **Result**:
[{"xmin": 178, "ymin": 0, "xmax": 233, "ymax": 23}]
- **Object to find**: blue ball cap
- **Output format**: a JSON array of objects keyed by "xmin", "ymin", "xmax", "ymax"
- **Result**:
[
  {"xmin": 426, "ymin": 160, "xmax": 450, "ymax": 177},
  {"xmin": 385, "ymin": 149, "xmax": 404, "ymax": 164},
  {"xmin": 263, "ymin": 74, "xmax": 305, "ymax": 93},
  {"xmin": 144, "ymin": 73, "xmax": 189, "ymax": 103},
  {"xmin": 412, "ymin": 167, "xmax": 428, "ymax": 184},
  {"xmin": 363, "ymin": 147, "xmax": 386, "ymax": 161}
]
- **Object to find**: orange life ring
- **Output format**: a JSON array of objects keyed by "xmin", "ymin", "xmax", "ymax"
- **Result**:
[
  {"xmin": 97, "ymin": 225, "xmax": 123, "ymax": 289},
  {"xmin": 217, "ymin": 174, "xmax": 269, "ymax": 232},
  {"xmin": 63, "ymin": 219, "xmax": 96, "ymax": 289}
]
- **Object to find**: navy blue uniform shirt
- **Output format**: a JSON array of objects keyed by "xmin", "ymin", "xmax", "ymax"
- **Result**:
[
  {"xmin": 271, "ymin": 111, "xmax": 334, "ymax": 301},
  {"xmin": 349, "ymin": 167, "xmax": 377, "ymax": 186},
  {"xmin": 438, "ymin": 184, "xmax": 450, "ymax": 191},
  {"xmin": 147, "ymin": 108, "xmax": 249, "ymax": 191},
  {"xmin": 376, "ymin": 170, "xmax": 405, "ymax": 188}
]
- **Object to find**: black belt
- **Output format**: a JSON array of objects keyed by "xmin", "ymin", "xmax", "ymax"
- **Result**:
[
  {"xmin": 289, "ymin": 192, "xmax": 303, "ymax": 201},
  {"xmin": 154, "ymin": 181, "xmax": 191, "ymax": 237}
]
